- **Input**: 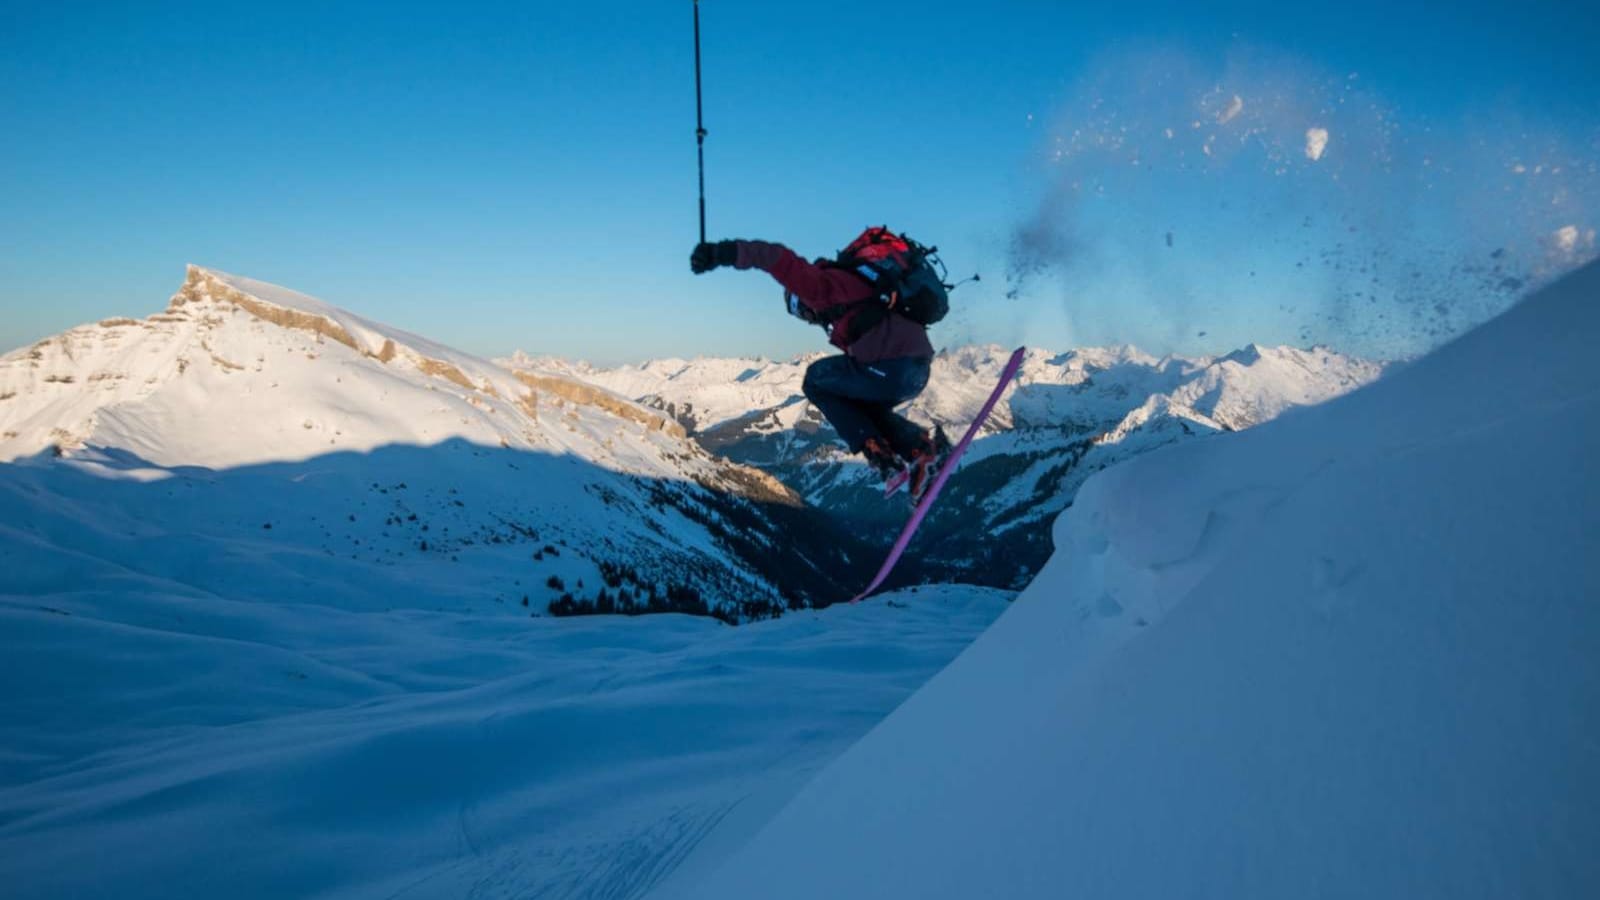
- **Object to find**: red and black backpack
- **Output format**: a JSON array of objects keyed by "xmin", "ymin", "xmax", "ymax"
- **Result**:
[{"xmin": 786, "ymin": 226, "xmax": 952, "ymax": 341}]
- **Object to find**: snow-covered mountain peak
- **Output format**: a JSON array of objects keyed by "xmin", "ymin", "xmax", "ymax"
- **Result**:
[
  {"xmin": 173, "ymin": 265, "xmax": 513, "ymax": 399},
  {"xmin": 1036, "ymin": 343, "xmax": 1161, "ymax": 372},
  {"xmin": 1, "ymin": 266, "xmax": 695, "ymax": 470},
  {"xmin": 1219, "ymin": 342, "xmax": 1265, "ymax": 366},
  {"xmin": 1176, "ymin": 343, "xmax": 1386, "ymax": 430},
  {"xmin": 2, "ymin": 265, "xmax": 865, "ymax": 618}
]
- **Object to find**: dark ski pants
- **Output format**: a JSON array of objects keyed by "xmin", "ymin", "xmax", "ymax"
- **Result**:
[{"xmin": 802, "ymin": 354, "xmax": 931, "ymax": 456}]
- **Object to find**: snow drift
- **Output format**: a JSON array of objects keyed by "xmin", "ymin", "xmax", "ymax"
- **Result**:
[{"xmin": 676, "ymin": 261, "xmax": 1600, "ymax": 897}]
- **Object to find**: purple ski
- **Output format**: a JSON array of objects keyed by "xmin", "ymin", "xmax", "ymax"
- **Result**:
[{"xmin": 850, "ymin": 346, "xmax": 1026, "ymax": 604}]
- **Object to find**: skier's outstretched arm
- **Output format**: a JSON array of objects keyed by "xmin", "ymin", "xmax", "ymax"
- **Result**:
[{"xmin": 691, "ymin": 239, "xmax": 867, "ymax": 313}]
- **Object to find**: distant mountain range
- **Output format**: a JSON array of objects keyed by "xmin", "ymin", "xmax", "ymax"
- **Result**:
[{"xmin": 504, "ymin": 343, "xmax": 1385, "ymax": 588}]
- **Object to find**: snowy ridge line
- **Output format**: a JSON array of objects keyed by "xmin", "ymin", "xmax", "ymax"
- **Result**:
[
  {"xmin": 182, "ymin": 266, "xmax": 684, "ymax": 438},
  {"xmin": 0, "ymin": 265, "xmax": 693, "ymax": 467}
]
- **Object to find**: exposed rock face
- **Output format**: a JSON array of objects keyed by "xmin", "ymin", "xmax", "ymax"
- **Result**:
[
  {"xmin": 510, "ymin": 370, "xmax": 685, "ymax": 440},
  {"xmin": 172, "ymin": 265, "xmax": 363, "ymax": 353}
]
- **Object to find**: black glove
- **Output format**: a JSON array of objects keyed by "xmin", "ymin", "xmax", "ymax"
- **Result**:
[{"xmin": 690, "ymin": 240, "xmax": 740, "ymax": 274}]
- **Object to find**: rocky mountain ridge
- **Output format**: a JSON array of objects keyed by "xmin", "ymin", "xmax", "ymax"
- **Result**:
[{"xmin": 0, "ymin": 266, "xmax": 862, "ymax": 618}]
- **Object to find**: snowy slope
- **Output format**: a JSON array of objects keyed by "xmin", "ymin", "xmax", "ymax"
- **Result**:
[
  {"xmin": 0, "ymin": 267, "xmax": 1021, "ymax": 897},
  {"xmin": 675, "ymin": 261, "xmax": 1600, "ymax": 898},
  {"xmin": 0, "ymin": 266, "xmax": 858, "ymax": 613},
  {"xmin": 0, "ymin": 488, "xmax": 1010, "ymax": 900}
]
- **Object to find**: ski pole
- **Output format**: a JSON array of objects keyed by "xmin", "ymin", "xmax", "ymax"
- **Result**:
[{"xmin": 693, "ymin": 0, "xmax": 708, "ymax": 244}]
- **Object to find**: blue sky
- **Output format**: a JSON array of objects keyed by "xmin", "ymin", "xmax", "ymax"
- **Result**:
[{"xmin": 2, "ymin": 1, "xmax": 1596, "ymax": 363}]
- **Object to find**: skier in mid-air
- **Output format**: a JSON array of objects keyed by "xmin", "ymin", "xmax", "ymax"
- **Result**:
[{"xmin": 691, "ymin": 227, "xmax": 951, "ymax": 497}]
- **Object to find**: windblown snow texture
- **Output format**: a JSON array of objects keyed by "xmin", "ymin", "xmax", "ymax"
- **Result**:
[{"xmin": 676, "ymin": 262, "xmax": 1600, "ymax": 898}]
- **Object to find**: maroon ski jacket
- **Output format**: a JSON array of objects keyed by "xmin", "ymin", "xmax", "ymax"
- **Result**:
[{"xmin": 733, "ymin": 240, "xmax": 934, "ymax": 363}]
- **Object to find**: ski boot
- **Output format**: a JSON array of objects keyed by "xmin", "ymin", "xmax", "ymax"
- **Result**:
[
  {"xmin": 904, "ymin": 425, "xmax": 953, "ymax": 501},
  {"xmin": 862, "ymin": 436, "xmax": 906, "ymax": 484}
]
